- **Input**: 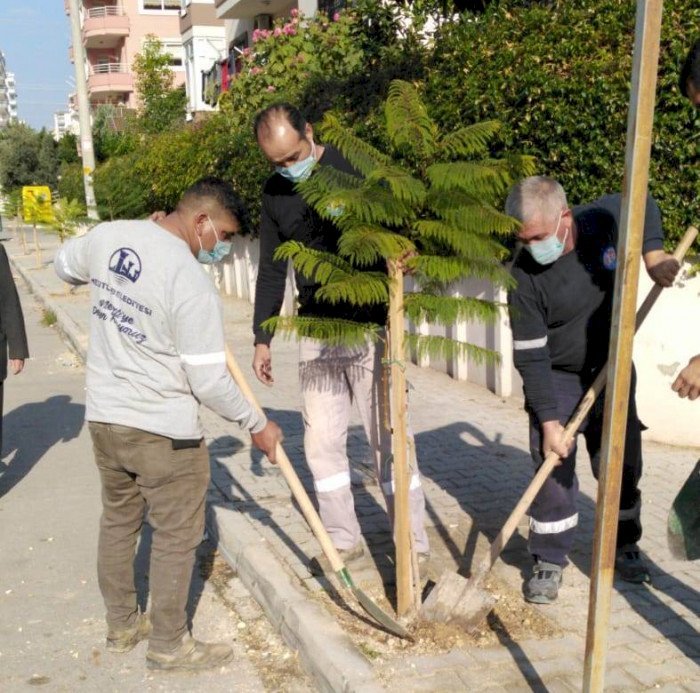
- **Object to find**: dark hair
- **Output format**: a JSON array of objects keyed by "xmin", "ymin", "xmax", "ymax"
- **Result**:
[
  {"xmin": 680, "ymin": 39, "xmax": 700, "ymax": 97},
  {"xmin": 253, "ymin": 102, "xmax": 307, "ymax": 139},
  {"xmin": 178, "ymin": 177, "xmax": 250, "ymax": 234}
]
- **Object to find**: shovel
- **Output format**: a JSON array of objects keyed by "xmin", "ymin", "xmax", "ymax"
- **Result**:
[
  {"xmin": 667, "ymin": 460, "xmax": 700, "ymax": 561},
  {"xmin": 224, "ymin": 346, "xmax": 411, "ymax": 639},
  {"xmin": 421, "ymin": 225, "xmax": 698, "ymax": 630}
]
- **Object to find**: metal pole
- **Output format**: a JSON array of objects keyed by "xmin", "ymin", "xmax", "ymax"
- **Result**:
[
  {"xmin": 67, "ymin": 0, "xmax": 99, "ymax": 220},
  {"xmin": 582, "ymin": 1, "xmax": 664, "ymax": 690}
]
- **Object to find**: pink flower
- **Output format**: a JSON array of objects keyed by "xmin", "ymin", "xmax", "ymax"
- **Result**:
[
  {"xmin": 282, "ymin": 24, "xmax": 296, "ymax": 36},
  {"xmin": 333, "ymin": 11, "xmax": 340, "ymax": 21},
  {"xmin": 252, "ymin": 29, "xmax": 261, "ymax": 42},
  {"xmin": 266, "ymin": 85, "xmax": 276, "ymax": 92},
  {"xmin": 290, "ymin": 8, "xmax": 298, "ymax": 17},
  {"xmin": 273, "ymin": 27, "xmax": 282, "ymax": 37},
  {"xmin": 250, "ymin": 66, "xmax": 263, "ymax": 75},
  {"xmin": 242, "ymin": 47, "xmax": 251, "ymax": 57}
]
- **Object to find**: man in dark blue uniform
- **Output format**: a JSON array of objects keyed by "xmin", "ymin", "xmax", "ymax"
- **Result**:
[{"xmin": 506, "ymin": 176, "xmax": 679, "ymax": 603}]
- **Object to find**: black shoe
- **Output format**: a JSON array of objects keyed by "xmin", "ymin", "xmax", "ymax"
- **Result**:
[{"xmin": 615, "ymin": 544, "xmax": 651, "ymax": 584}]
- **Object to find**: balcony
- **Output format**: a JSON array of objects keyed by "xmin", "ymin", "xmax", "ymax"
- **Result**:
[
  {"xmin": 215, "ymin": 0, "xmax": 292, "ymax": 20},
  {"xmin": 87, "ymin": 63, "xmax": 134, "ymax": 98},
  {"xmin": 83, "ymin": 6, "xmax": 130, "ymax": 49}
]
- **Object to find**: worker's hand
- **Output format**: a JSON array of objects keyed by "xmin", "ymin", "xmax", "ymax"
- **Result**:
[
  {"xmin": 644, "ymin": 250, "xmax": 680, "ymax": 288},
  {"xmin": 9, "ymin": 359, "xmax": 24, "ymax": 375},
  {"xmin": 253, "ymin": 343, "xmax": 274, "ymax": 385},
  {"xmin": 672, "ymin": 354, "xmax": 700, "ymax": 401},
  {"xmin": 149, "ymin": 210, "xmax": 167, "ymax": 223},
  {"xmin": 541, "ymin": 420, "xmax": 572, "ymax": 463},
  {"xmin": 251, "ymin": 420, "xmax": 283, "ymax": 463}
]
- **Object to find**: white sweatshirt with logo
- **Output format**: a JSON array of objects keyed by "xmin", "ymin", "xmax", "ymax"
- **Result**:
[{"xmin": 55, "ymin": 220, "xmax": 266, "ymax": 439}]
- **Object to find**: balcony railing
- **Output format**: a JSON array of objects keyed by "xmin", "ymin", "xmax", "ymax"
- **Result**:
[
  {"xmin": 90, "ymin": 62, "xmax": 128, "ymax": 74},
  {"xmin": 86, "ymin": 5, "xmax": 125, "ymax": 18}
]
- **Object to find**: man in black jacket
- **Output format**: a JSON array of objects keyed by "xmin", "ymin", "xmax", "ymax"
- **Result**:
[
  {"xmin": 252, "ymin": 103, "xmax": 430, "ymax": 569},
  {"xmin": 0, "ymin": 243, "xmax": 29, "ymax": 457},
  {"xmin": 672, "ymin": 38, "xmax": 700, "ymax": 399},
  {"xmin": 506, "ymin": 176, "xmax": 679, "ymax": 604}
]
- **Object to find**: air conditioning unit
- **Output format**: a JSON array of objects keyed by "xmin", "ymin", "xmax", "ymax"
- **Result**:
[{"xmin": 253, "ymin": 14, "xmax": 273, "ymax": 31}]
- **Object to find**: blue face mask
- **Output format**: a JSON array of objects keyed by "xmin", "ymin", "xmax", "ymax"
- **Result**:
[
  {"xmin": 197, "ymin": 217, "xmax": 232, "ymax": 265},
  {"xmin": 525, "ymin": 212, "xmax": 568, "ymax": 265},
  {"xmin": 276, "ymin": 141, "xmax": 317, "ymax": 183}
]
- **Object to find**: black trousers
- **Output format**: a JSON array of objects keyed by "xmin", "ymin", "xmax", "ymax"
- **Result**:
[
  {"xmin": 0, "ymin": 380, "xmax": 4, "ymax": 456},
  {"xmin": 527, "ymin": 369, "xmax": 643, "ymax": 567}
]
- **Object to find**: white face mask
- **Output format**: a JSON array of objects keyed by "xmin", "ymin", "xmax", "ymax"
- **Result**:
[
  {"xmin": 197, "ymin": 216, "xmax": 232, "ymax": 264},
  {"xmin": 525, "ymin": 210, "xmax": 568, "ymax": 265},
  {"xmin": 275, "ymin": 140, "xmax": 317, "ymax": 183}
]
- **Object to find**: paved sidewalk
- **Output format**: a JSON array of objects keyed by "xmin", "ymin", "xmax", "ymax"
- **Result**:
[{"xmin": 8, "ymin": 226, "xmax": 700, "ymax": 691}]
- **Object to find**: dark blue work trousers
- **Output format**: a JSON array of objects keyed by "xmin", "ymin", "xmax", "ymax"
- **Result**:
[{"xmin": 527, "ymin": 369, "xmax": 643, "ymax": 567}]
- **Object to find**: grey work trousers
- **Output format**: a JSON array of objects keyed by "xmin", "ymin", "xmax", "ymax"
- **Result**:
[
  {"xmin": 88, "ymin": 422, "xmax": 210, "ymax": 653},
  {"xmin": 299, "ymin": 337, "xmax": 429, "ymax": 553}
]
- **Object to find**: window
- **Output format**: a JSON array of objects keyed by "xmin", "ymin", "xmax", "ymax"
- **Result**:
[
  {"xmin": 162, "ymin": 40, "xmax": 184, "ymax": 69},
  {"xmin": 142, "ymin": 0, "xmax": 180, "ymax": 11}
]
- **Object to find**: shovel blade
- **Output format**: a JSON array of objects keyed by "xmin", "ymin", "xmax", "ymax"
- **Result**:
[
  {"xmin": 421, "ymin": 572, "xmax": 495, "ymax": 632},
  {"xmin": 667, "ymin": 460, "xmax": 700, "ymax": 561},
  {"xmin": 337, "ymin": 568, "xmax": 410, "ymax": 639}
]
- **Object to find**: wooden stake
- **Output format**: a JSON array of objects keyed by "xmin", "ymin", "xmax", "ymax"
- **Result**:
[
  {"xmin": 583, "ymin": 2, "xmax": 664, "ymax": 690},
  {"xmin": 33, "ymin": 223, "xmax": 42, "ymax": 268},
  {"xmin": 388, "ymin": 261, "xmax": 415, "ymax": 616}
]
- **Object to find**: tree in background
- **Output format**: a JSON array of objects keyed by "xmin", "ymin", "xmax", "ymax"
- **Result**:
[
  {"xmin": 133, "ymin": 36, "xmax": 186, "ymax": 135},
  {"xmin": 49, "ymin": 197, "xmax": 85, "ymax": 244},
  {"xmin": 0, "ymin": 124, "xmax": 59, "ymax": 191},
  {"xmin": 56, "ymin": 133, "xmax": 79, "ymax": 166}
]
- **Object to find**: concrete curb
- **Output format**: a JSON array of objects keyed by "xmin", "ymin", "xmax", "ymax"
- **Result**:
[
  {"xmin": 208, "ymin": 504, "xmax": 382, "ymax": 693},
  {"xmin": 9, "ymin": 249, "xmax": 383, "ymax": 693},
  {"xmin": 9, "ymin": 255, "xmax": 88, "ymax": 362}
]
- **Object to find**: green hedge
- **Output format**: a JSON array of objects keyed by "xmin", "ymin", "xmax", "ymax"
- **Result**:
[{"xmin": 424, "ymin": 0, "xmax": 699, "ymax": 246}]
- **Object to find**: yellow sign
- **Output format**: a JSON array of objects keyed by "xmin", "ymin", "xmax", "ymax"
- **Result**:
[{"xmin": 22, "ymin": 186, "xmax": 54, "ymax": 224}]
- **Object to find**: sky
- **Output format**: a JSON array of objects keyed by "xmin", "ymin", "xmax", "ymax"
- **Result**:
[{"xmin": 0, "ymin": 2, "xmax": 75, "ymax": 131}]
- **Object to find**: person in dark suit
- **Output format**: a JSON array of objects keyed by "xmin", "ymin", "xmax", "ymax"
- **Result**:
[{"xmin": 0, "ymin": 243, "xmax": 29, "ymax": 455}]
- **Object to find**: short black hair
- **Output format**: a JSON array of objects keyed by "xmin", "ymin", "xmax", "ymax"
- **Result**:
[
  {"xmin": 253, "ymin": 102, "xmax": 307, "ymax": 140},
  {"xmin": 178, "ymin": 177, "xmax": 250, "ymax": 234},
  {"xmin": 680, "ymin": 39, "xmax": 700, "ymax": 97}
]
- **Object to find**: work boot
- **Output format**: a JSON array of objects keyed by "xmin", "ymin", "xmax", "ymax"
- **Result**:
[
  {"xmin": 615, "ymin": 544, "xmax": 651, "ymax": 584},
  {"xmin": 310, "ymin": 543, "xmax": 365, "ymax": 576},
  {"xmin": 524, "ymin": 561, "xmax": 563, "ymax": 604},
  {"xmin": 106, "ymin": 612, "xmax": 152, "ymax": 653},
  {"xmin": 146, "ymin": 634, "xmax": 233, "ymax": 671}
]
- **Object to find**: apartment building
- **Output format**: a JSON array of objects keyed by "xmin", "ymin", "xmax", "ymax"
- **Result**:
[
  {"xmin": 66, "ymin": 0, "xmax": 186, "ymax": 110},
  {"xmin": 179, "ymin": 1, "xmax": 226, "ymax": 118},
  {"xmin": 53, "ymin": 94, "xmax": 80, "ymax": 140},
  {"xmin": 0, "ymin": 51, "xmax": 18, "ymax": 128}
]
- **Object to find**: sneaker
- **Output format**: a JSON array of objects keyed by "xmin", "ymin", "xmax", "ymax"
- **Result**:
[
  {"xmin": 310, "ymin": 544, "xmax": 365, "ymax": 575},
  {"xmin": 615, "ymin": 544, "xmax": 651, "ymax": 584},
  {"xmin": 106, "ymin": 612, "xmax": 152, "ymax": 653},
  {"xmin": 524, "ymin": 561, "xmax": 563, "ymax": 604},
  {"xmin": 146, "ymin": 635, "xmax": 233, "ymax": 671}
]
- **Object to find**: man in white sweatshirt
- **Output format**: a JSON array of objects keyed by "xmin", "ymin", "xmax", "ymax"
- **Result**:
[{"xmin": 55, "ymin": 177, "xmax": 282, "ymax": 671}]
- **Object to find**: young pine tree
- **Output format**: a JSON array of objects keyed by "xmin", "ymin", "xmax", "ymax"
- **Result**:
[{"xmin": 262, "ymin": 80, "xmax": 535, "ymax": 364}]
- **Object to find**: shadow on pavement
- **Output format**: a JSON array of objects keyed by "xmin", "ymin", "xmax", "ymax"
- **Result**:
[
  {"xmin": 415, "ymin": 419, "xmax": 700, "ymax": 665},
  {"xmin": 0, "ymin": 394, "xmax": 84, "ymax": 498}
]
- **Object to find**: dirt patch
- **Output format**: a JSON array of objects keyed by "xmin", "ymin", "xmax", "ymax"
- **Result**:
[
  {"xmin": 313, "ymin": 573, "xmax": 560, "ymax": 663},
  {"xmin": 199, "ymin": 547, "xmax": 310, "ymax": 691}
]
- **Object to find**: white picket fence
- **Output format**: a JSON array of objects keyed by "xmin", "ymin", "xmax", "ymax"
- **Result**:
[{"xmin": 217, "ymin": 235, "xmax": 699, "ymax": 448}]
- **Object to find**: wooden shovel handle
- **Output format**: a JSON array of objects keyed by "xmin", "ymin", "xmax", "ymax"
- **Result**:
[
  {"xmin": 224, "ymin": 346, "xmax": 345, "ymax": 573},
  {"xmin": 469, "ymin": 225, "xmax": 698, "ymax": 587}
]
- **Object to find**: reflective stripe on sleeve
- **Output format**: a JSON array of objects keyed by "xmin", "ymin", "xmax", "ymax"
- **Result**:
[
  {"xmin": 180, "ymin": 351, "xmax": 226, "ymax": 366},
  {"xmin": 513, "ymin": 336, "xmax": 548, "ymax": 351}
]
